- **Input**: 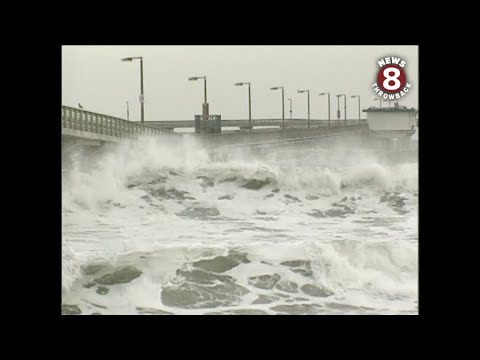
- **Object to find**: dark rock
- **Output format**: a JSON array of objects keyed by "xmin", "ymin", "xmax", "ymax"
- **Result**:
[
  {"xmin": 161, "ymin": 281, "xmax": 249, "ymax": 309},
  {"xmin": 280, "ymin": 260, "xmax": 313, "ymax": 277},
  {"xmin": 248, "ymin": 273, "xmax": 281, "ymax": 290},
  {"xmin": 350, "ymin": 197, "xmax": 356, "ymax": 201},
  {"xmin": 325, "ymin": 208, "xmax": 348, "ymax": 217},
  {"xmin": 167, "ymin": 188, "xmax": 191, "ymax": 200},
  {"xmin": 291, "ymin": 268, "xmax": 313, "ymax": 277},
  {"xmin": 280, "ymin": 260, "xmax": 308, "ymax": 268},
  {"xmin": 83, "ymin": 282, "xmax": 96, "ymax": 289},
  {"xmin": 177, "ymin": 207, "xmax": 220, "ymax": 220},
  {"xmin": 270, "ymin": 304, "xmax": 321, "ymax": 315},
  {"xmin": 193, "ymin": 256, "xmax": 240, "ymax": 273},
  {"xmin": 341, "ymin": 196, "xmax": 348, "ymax": 202},
  {"xmin": 136, "ymin": 307, "xmax": 173, "ymax": 315},
  {"xmin": 252, "ymin": 295, "xmax": 279, "ymax": 305},
  {"xmin": 228, "ymin": 250, "xmax": 251, "ymax": 264},
  {"xmin": 62, "ymin": 304, "xmax": 81, "ymax": 315},
  {"xmin": 275, "ymin": 280, "xmax": 299, "ymax": 293},
  {"xmin": 284, "ymin": 194, "xmax": 301, "ymax": 202},
  {"xmin": 271, "ymin": 188, "xmax": 280, "ymax": 193},
  {"xmin": 127, "ymin": 184, "xmax": 137, "ymax": 189},
  {"xmin": 93, "ymin": 266, "xmax": 142, "ymax": 285},
  {"xmin": 380, "ymin": 192, "xmax": 407, "ymax": 210},
  {"xmin": 306, "ymin": 194, "xmax": 319, "ymax": 200},
  {"xmin": 220, "ymin": 176, "xmax": 239, "ymax": 183},
  {"xmin": 241, "ymin": 178, "xmax": 271, "ymax": 190},
  {"xmin": 169, "ymin": 171, "xmax": 178, "ymax": 176},
  {"xmin": 256, "ymin": 210, "xmax": 267, "ymax": 215},
  {"xmin": 324, "ymin": 302, "xmax": 368, "ymax": 311},
  {"xmin": 82, "ymin": 264, "xmax": 104, "ymax": 275},
  {"xmin": 229, "ymin": 309, "xmax": 269, "ymax": 315},
  {"xmin": 176, "ymin": 268, "xmax": 235, "ymax": 285},
  {"xmin": 300, "ymin": 284, "xmax": 333, "ymax": 297},
  {"xmin": 308, "ymin": 210, "xmax": 325, "ymax": 218},
  {"xmin": 96, "ymin": 286, "xmax": 109, "ymax": 295},
  {"xmin": 148, "ymin": 176, "xmax": 167, "ymax": 185},
  {"xmin": 265, "ymin": 194, "xmax": 274, "ymax": 198},
  {"xmin": 218, "ymin": 194, "xmax": 234, "ymax": 200},
  {"xmin": 90, "ymin": 312, "xmax": 102, "ymax": 315}
]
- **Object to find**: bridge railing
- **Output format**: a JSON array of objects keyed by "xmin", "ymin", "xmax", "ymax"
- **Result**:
[
  {"xmin": 61, "ymin": 106, "xmax": 182, "ymax": 140},
  {"xmin": 194, "ymin": 123, "xmax": 368, "ymax": 147}
]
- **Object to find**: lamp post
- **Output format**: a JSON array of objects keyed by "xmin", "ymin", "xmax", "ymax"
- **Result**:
[
  {"xmin": 339, "ymin": 94, "xmax": 347, "ymax": 126},
  {"xmin": 336, "ymin": 95, "xmax": 341, "ymax": 127},
  {"xmin": 351, "ymin": 95, "xmax": 360, "ymax": 123},
  {"xmin": 189, "ymin": 76, "xmax": 208, "ymax": 133},
  {"xmin": 235, "ymin": 82, "xmax": 252, "ymax": 132},
  {"xmin": 271, "ymin": 86, "xmax": 285, "ymax": 131},
  {"xmin": 336, "ymin": 94, "xmax": 346, "ymax": 126},
  {"xmin": 319, "ymin": 92, "xmax": 330, "ymax": 128},
  {"xmin": 288, "ymin": 98, "xmax": 292, "ymax": 122},
  {"xmin": 126, "ymin": 101, "xmax": 129, "ymax": 121},
  {"xmin": 121, "ymin": 57, "xmax": 144, "ymax": 123},
  {"xmin": 297, "ymin": 89, "xmax": 310, "ymax": 128},
  {"xmin": 373, "ymin": 98, "xmax": 382, "ymax": 108}
]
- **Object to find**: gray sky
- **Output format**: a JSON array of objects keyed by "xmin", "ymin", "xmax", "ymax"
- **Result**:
[{"xmin": 62, "ymin": 45, "xmax": 418, "ymax": 121}]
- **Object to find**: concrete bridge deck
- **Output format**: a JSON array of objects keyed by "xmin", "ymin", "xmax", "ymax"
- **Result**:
[{"xmin": 61, "ymin": 106, "xmax": 369, "ymax": 151}]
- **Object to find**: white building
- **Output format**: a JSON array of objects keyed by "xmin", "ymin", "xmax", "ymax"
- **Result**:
[{"xmin": 362, "ymin": 103, "xmax": 418, "ymax": 140}]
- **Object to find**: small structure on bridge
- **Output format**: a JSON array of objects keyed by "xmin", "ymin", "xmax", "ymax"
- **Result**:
[
  {"xmin": 362, "ymin": 102, "xmax": 417, "ymax": 140},
  {"xmin": 194, "ymin": 114, "xmax": 222, "ymax": 133}
]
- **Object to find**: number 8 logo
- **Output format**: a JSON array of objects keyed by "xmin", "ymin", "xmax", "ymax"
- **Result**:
[
  {"xmin": 383, "ymin": 67, "xmax": 401, "ymax": 91},
  {"xmin": 377, "ymin": 64, "xmax": 406, "ymax": 94}
]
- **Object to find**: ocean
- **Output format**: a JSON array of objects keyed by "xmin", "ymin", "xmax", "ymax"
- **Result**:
[{"xmin": 61, "ymin": 132, "xmax": 418, "ymax": 315}]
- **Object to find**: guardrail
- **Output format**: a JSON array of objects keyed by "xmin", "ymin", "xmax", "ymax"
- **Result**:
[
  {"xmin": 145, "ymin": 118, "xmax": 367, "ymax": 129},
  {"xmin": 61, "ymin": 106, "xmax": 182, "ymax": 139},
  {"xmin": 192, "ymin": 123, "xmax": 368, "ymax": 147}
]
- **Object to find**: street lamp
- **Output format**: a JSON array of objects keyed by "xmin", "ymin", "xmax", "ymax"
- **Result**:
[
  {"xmin": 189, "ymin": 76, "xmax": 208, "ymax": 133},
  {"xmin": 126, "ymin": 101, "xmax": 129, "ymax": 121},
  {"xmin": 373, "ymin": 98, "xmax": 382, "ymax": 108},
  {"xmin": 121, "ymin": 57, "xmax": 144, "ymax": 123},
  {"xmin": 235, "ymin": 82, "xmax": 252, "ymax": 132},
  {"xmin": 319, "ymin": 92, "xmax": 330, "ymax": 128},
  {"xmin": 336, "ymin": 95, "xmax": 341, "ymax": 127},
  {"xmin": 271, "ymin": 86, "xmax": 285, "ymax": 131},
  {"xmin": 297, "ymin": 90, "xmax": 310, "ymax": 128},
  {"xmin": 288, "ymin": 98, "xmax": 292, "ymax": 122},
  {"xmin": 351, "ymin": 95, "xmax": 360, "ymax": 123},
  {"xmin": 337, "ymin": 94, "xmax": 347, "ymax": 126}
]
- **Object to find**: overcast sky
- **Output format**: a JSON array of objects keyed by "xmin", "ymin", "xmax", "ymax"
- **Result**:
[{"xmin": 62, "ymin": 45, "xmax": 418, "ymax": 121}]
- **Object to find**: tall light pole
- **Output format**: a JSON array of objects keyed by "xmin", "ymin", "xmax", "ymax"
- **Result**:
[
  {"xmin": 351, "ymin": 95, "xmax": 360, "ymax": 123},
  {"xmin": 189, "ymin": 76, "xmax": 208, "ymax": 133},
  {"xmin": 336, "ymin": 94, "xmax": 341, "ymax": 127},
  {"xmin": 319, "ymin": 92, "xmax": 330, "ymax": 128},
  {"xmin": 288, "ymin": 98, "xmax": 292, "ymax": 122},
  {"xmin": 126, "ymin": 101, "xmax": 129, "ymax": 121},
  {"xmin": 271, "ymin": 86, "xmax": 285, "ymax": 131},
  {"xmin": 235, "ymin": 82, "xmax": 252, "ymax": 132},
  {"xmin": 373, "ymin": 98, "xmax": 382, "ymax": 108},
  {"xmin": 338, "ymin": 94, "xmax": 346, "ymax": 126},
  {"xmin": 337, "ymin": 94, "xmax": 347, "ymax": 126},
  {"xmin": 297, "ymin": 89, "xmax": 310, "ymax": 128},
  {"xmin": 121, "ymin": 57, "xmax": 144, "ymax": 123}
]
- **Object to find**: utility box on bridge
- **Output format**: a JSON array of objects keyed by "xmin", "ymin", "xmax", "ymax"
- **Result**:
[{"xmin": 194, "ymin": 115, "xmax": 222, "ymax": 133}]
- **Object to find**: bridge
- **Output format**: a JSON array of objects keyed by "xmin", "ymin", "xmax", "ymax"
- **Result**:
[{"xmin": 61, "ymin": 105, "xmax": 369, "ymax": 153}]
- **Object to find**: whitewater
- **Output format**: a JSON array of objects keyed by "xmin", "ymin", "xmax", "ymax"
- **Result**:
[{"xmin": 61, "ymin": 133, "xmax": 418, "ymax": 315}]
